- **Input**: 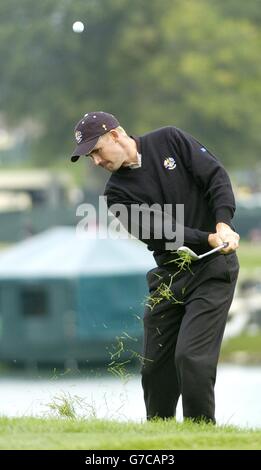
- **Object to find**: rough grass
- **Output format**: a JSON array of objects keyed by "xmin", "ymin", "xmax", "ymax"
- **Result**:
[{"xmin": 0, "ymin": 417, "xmax": 260, "ymax": 450}]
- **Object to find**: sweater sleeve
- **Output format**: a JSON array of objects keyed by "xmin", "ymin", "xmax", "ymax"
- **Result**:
[
  {"xmin": 172, "ymin": 127, "xmax": 236, "ymax": 226},
  {"xmin": 104, "ymin": 188, "xmax": 211, "ymax": 251}
]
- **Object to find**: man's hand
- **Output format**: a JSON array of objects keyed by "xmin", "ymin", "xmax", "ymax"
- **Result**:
[{"xmin": 208, "ymin": 222, "xmax": 240, "ymax": 254}]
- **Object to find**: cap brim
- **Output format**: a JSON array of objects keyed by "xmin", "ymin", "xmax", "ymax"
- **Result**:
[{"xmin": 70, "ymin": 136, "xmax": 99, "ymax": 163}]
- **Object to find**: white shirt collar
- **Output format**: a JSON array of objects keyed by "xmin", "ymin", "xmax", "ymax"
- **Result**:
[{"xmin": 129, "ymin": 151, "xmax": 142, "ymax": 169}]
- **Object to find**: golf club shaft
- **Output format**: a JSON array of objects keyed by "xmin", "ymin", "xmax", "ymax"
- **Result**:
[{"xmin": 198, "ymin": 242, "xmax": 229, "ymax": 259}]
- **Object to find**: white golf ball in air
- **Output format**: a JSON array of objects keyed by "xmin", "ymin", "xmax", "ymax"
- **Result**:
[{"xmin": 72, "ymin": 21, "xmax": 85, "ymax": 33}]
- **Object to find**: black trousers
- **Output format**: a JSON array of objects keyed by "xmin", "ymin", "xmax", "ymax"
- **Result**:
[{"xmin": 141, "ymin": 252, "xmax": 239, "ymax": 422}]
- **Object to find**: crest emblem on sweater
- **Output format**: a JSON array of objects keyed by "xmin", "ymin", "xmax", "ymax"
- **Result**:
[{"xmin": 164, "ymin": 157, "xmax": 176, "ymax": 170}]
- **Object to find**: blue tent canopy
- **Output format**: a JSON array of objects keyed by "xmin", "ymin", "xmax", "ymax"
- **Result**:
[{"xmin": 0, "ymin": 226, "xmax": 156, "ymax": 279}]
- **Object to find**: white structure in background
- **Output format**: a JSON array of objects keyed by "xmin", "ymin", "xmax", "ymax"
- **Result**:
[
  {"xmin": 224, "ymin": 277, "xmax": 261, "ymax": 338},
  {"xmin": 0, "ymin": 170, "xmax": 72, "ymax": 209},
  {"xmin": 0, "ymin": 191, "xmax": 31, "ymax": 212}
]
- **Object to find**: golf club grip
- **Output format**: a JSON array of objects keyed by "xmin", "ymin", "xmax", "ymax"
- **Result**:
[
  {"xmin": 199, "ymin": 242, "xmax": 229, "ymax": 259},
  {"xmin": 207, "ymin": 242, "xmax": 229, "ymax": 255}
]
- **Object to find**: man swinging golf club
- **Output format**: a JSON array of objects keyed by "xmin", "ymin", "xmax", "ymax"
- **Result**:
[{"xmin": 70, "ymin": 111, "xmax": 240, "ymax": 423}]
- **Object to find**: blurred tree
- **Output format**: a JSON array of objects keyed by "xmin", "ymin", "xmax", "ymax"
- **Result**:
[
  {"xmin": 213, "ymin": 0, "xmax": 261, "ymax": 24},
  {"xmin": 111, "ymin": 0, "xmax": 261, "ymax": 167},
  {"xmin": 0, "ymin": 0, "xmax": 126, "ymax": 164},
  {"xmin": 0, "ymin": 0, "xmax": 260, "ymax": 169}
]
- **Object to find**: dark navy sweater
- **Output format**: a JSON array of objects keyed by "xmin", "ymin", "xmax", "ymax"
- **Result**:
[{"xmin": 104, "ymin": 126, "xmax": 236, "ymax": 258}]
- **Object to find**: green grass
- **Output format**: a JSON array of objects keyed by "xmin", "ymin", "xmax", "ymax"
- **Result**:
[
  {"xmin": 237, "ymin": 241, "xmax": 261, "ymax": 270},
  {"xmin": 0, "ymin": 417, "xmax": 260, "ymax": 450},
  {"xmin": 221, "ymin": 333, "xmax": 261, "ymax": 363}
]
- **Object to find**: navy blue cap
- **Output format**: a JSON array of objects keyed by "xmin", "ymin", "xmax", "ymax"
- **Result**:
[{"xmin": 71, "ymin": 111, "xmax": 119, "ymax": 162}]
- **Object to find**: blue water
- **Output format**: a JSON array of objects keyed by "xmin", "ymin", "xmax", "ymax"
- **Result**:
[{"xmin": 0, "ymin": 364, "xmax": 260, "ymax": 429}]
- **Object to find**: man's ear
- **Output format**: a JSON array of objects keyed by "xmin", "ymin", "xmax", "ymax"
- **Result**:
[{"xmin": 109, "ymin": 129, "xmax": 120, "ymax": 142}]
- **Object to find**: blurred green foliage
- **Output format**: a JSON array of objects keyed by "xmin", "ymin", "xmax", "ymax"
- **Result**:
[
  {"xmin": 0, "ymin": 0, "xmax": 260, "ymax": 167},
  {"xmin": 221, "ymin": 333, "xmax": 261, "ymax": 364}
]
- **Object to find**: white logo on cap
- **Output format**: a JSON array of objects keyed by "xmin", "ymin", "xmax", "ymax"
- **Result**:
[{"xmin": 75, "ymin": 130, "xmax": 83, "ymax": 143}]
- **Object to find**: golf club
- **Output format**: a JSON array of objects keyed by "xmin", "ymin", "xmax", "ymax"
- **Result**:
[{"xmin": 177, "ymin": 242, "xmax": 229, "ymax": 261}]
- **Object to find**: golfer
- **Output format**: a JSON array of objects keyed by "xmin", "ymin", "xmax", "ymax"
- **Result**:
[{"xmin": 70, "ymin": 111, "xmax": 240, "ymax": 423}]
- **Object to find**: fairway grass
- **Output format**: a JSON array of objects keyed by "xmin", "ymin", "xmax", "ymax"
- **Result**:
[
  {"xmin": 237, "ymin": 241, "xmax": 261, "ymax": 271},
  {"xmin": 0, "ymin": 417, "xmax": 260, "ymax": 450}
]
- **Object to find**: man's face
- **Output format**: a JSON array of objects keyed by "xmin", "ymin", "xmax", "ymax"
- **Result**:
[{"xmin": 87, "ymin": 131, "xmax": 127, "ymax": 172}]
